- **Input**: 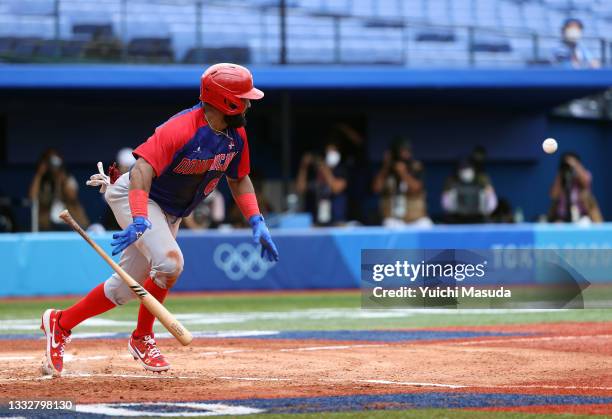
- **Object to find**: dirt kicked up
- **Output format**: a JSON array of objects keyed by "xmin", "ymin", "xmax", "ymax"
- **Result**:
[{"xmin": 1, "ymin": 322, "xmax": 612, "ymax": 417}]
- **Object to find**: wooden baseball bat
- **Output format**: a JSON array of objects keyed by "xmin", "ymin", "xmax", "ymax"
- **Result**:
[{"xmin": 59, "ymin": 209, "xmax": 193, "ymax": 346}]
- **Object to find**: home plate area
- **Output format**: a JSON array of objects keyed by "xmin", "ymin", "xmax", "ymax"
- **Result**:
[{"xmin": 1, "ymin": 324, "xmax": 612, "ymax": 417}]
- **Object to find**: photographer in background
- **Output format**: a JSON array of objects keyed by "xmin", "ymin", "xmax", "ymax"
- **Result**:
[
  {"xmin": 441, "ymin": 159, "xmax": 497, "ymax": 224},
  {"xmin": 0, "ymin": 191, "xmax": 16, "ymax": 232},
  {"xmin": 373, "ymin": 138, "xmax": 431, "ymax": 227},
  {"xmin": 29, "ymin": 149, "xmax": 90, "ymax": 231},
  {"xmin": 296, "ymin": 141, "xmax": 348, "ymax": 226},
  {"xmin": 549, "ymin": 152, "xmax": 602, "ymax": 223},
  {"xmin": 183, "ymin": 190, "xmax": 226, "ymax": 230}
]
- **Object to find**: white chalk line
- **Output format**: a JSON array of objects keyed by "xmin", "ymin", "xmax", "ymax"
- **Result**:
[
  {"xmin": 357, "ymin": 379, "xmax": 466, "ymax": 389},
  {"xmin": 0, "ymin": 373, "xmax": 290, "ymax": 383},
  {"xmin": 0, "ymin": 356, "xmax": 36, "ymax": 361},
  {"xmin": 0, "ymin": 344, "xmax": 387, "ymax": 368},
  {"xmin": 0, "ymin": 354, "xmax": 113, "ymax": 364},
  {"xmin": 200, "ymin": 349, "xmax": 250, "ymax": 356},
  {"xmin": 75, "ymin": 402, "xmax": 263, "ymax": 417},
  {"xmin": 2, "ymin": 372, "xmax": 612, "ymax": 393},
  {"xmin": 199, "ymin": 344, "xmax": 388, "ymax": 357},
  {"xmin": 279, "ymin": 344, "xmax": 388, "ymax": 352},
  {"xmin": 0, "ymin": 307, "xmax": 566, "ymax": 332},
  {"xmin": 217, "ymin": 376, "xmax": 291, "ymax": 382},
  {"xmin": 355, "ymin": 379, "xmax": 612, "ymax": 392}
]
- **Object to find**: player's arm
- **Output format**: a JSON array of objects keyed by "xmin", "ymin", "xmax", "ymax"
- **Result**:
[
  {"xmin": 396, "ymin": 162, "xmax": 424, "ymax": 193},
  {"xmin": 550, "ymin": 173, "xmax": 562, "ymax": 199},
  {"xmin": 227, "ymin": 175, "xmax": 279, "ymax": 262},
  {"xmin": 372, "ymin": 151, "xmax": 392, "ymax": 194},
  {"xmin": 109, "ymin": 157, "xmax": 154, "ymax": 255},
  {"xmin": 130, "ymin": 158, "xmax": 155, "ymax": 194},
  {"xmin": 109, "ymin": 112, "xmax": 191, "ymax": 255},
  {"xmin": 317, "ymin": 163, "xmax": 347, "ymax": 194}
]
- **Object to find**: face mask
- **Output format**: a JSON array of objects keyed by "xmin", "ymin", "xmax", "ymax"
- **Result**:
[
  {"xmin": 459, "ymin": 168, "xmax": 475, "ymax": 183},
  {"xmin": 325, "ymin": 150, "xmax": 341, "ymax": 168},
  {"xmin": 564, "ymin": 27, "xmax": 582, "ymax": 43},
  {"xmin": 49, "ymin": 155, "xmax": 62, "ymax": 169},
  {"xmin": 224, "ymin": 113, "xmax": 247, "ymax": 128}
]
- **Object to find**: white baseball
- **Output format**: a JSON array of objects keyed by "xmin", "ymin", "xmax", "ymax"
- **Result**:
[{"xmin": 542, "ymin": 138, "xmax": 558, "ymax": 154}]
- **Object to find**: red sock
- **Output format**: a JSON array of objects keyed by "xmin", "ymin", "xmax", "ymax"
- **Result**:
[
  {"xmin": 59, "ymin": 283, "xmax": 115, "ymax": 331},
  {"xmin": 134, "ymin": 278, "xmax": 168, "ymax": 337}
]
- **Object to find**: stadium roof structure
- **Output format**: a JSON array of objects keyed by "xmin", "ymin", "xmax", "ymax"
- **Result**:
[{"xmin": 1, "ymin": 65, "xmax": 611, "ymax": 108}]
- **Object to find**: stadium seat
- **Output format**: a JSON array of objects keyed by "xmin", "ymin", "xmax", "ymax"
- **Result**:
[
  {"xmin": 0, "ymin": 0, "xmax": 609, "ymax": 67},
  {"xmin": 183, "ymin": 46, "xmax": 251, "ymax": 64},
  {"xmin": 415, "ymin": 30, "xmax": 457, "ymax": 43},
  {"xmin": 471, "ymin": 39, "xmax": 513, "ymax": 53},
  {"xmin": 127, "ymin": 37, "xmax": 174, "ymax": 62},
  {"xmin": 72, "ymin": 24, "xmax": 114, "ymax": 42},
  {"xmin": 0, "ymin": 37, "xmax": 16, "ymax": 56},
  {"xmin": 36, "ymin": 40, "xmax": 62, "ymax": 58},
  {"xmin": 11, "ymin": 37, "xmax": 42, "ymax": 59}
]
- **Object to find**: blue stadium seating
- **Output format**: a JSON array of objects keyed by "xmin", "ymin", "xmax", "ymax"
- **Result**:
[{"xmin": 0, "ymin": 0, "xmax": 609, "ymax": 66}]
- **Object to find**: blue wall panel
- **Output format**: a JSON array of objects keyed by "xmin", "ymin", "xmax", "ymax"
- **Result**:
[{"xmin": 2, "ymin": 224, "xmax": 612, "ymax": 297}]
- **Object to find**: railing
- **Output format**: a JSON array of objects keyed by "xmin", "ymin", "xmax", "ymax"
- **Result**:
[{"xmin": 0, "ymin": 0, "xmax": 609, "ymax": 67}]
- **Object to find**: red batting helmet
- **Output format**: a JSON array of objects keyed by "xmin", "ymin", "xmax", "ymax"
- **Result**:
[{"xmin": 199, "ymin": 63, "xmax": 264, "ymax": 116}]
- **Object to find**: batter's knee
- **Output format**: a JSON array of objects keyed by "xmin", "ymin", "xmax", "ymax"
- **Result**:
[
  {"xmin": 152, "ymin": 249, "xmax": 184, "ymax": 289},
  {"xmin": 104, "ymin": 275, "xmax": 135, "ymax": 306}
]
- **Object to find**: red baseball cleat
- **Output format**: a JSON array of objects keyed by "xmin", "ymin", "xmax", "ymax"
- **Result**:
[
  {"xmin": 40, "ymin": 309, "xmax": 71, "ymax": 376},
  {"xmin": 128, "ymin": 332, "xmax": 170, "ymax": 372}
]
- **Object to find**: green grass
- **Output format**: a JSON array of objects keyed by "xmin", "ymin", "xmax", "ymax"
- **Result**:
[
  {"xmin": 0, "ymin": 291, "xmax": 610, "ymax": 334},
  {"xmin": 232, "ymin": 410, "xmax": 609, "ymax": 419}
]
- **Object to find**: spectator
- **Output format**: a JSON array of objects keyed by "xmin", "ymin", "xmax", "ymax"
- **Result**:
[
  {"xmin": 183, "ymin": 190, "xmax": 225, "ymax": 230},
  {"xmin": 549, "ymin": 152, "xmax": 602, "ymax": 223},
  {"xmin": 441, "ymin": 159, "xmax": 497, "ymax": 223},
  {"xmin": 330, "ymin": 123, "xmax": 369, "ymax": 223},
  {"xmin": 470, "ymin": 145, "xmax": 487, "ymax": 177},
  {"xmin": 29, "ymin": 149, "xmax": 89, "ymax": 231},
  {"xmin": 0, "ymin": 192, "xmax": 16, "ymax": 232},
  {"xmin": 552, "ymin": 18, "xmax": 600, "ymax": 69},
  {"xmin": 296, "ymin": 141, "xmax": 348, "ymax": 226},
  {"xmin": 373, "ymin": 139, "xmax": 431, "ymax": 227}
]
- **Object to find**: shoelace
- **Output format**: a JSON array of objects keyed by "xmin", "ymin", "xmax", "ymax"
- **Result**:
[
  {"xmin": 56, "ymin": 332, "xmax": 71, "ymax": 357},
  {"xmin": 143, "ymin": 335, "xmax": 162, "ymax": 359}
]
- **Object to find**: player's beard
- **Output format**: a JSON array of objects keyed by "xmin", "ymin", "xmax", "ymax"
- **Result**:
[{"xmin": 224, "ymin": 113, "xmax": 247, "ymax": 128}]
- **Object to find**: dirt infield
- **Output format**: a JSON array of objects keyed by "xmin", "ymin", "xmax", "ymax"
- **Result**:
[{"xmin": 1, "ymin": 322, "xmax": 612, "ymax": 415}]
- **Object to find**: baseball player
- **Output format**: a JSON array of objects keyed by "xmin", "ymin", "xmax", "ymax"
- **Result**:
[{"xmin": 40, "ymin": 63, "xmax": 279, "ymax": 375}]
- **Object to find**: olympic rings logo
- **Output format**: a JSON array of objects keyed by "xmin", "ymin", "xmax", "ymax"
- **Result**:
[{"xmin": 213, "ymin": 243, "xmax": 275, "ymax": 280}]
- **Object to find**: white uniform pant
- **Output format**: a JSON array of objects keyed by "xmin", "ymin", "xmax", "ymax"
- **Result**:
[{"xmin": 103, "ymin": 173, "xmax": 184, "ymax": 305}]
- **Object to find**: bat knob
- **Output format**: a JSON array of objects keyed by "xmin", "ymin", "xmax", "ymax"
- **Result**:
[{"xmin": 59, "ymin": 209, "xmax": 71, "ymax": 222}]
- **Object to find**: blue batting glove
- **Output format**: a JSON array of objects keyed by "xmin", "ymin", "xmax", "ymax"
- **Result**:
[
  {"xmin": 111, "ymin": 216, "xmax": 152, "ymax": 256},
  {"xmin": 249, "ymin": 214, "xmax": 279, "ymax": 262}
]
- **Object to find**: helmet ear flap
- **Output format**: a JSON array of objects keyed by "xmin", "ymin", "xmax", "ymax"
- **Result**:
[{"xmin": 225, "ymin": 98, "xmax": 241, "ymax": 113}]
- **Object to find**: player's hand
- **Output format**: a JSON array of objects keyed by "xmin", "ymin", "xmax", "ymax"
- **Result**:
[
  {"xmin": 249, "ymin": 215, "xmax": 279, "ymax": 262},
  {"xmin": 300, "ymin": 153, "xmax": 313, "ymax": 167},
  {"xmin": 111, "ymin": 216, "xmax": 152, "ymax": 256},
  {"xmin": 86, "ymin": 162, "xmax": 110, "ymax": 193},
  {"xmin": 393, "ymin": 161, "xmax": 408, "ymax": 176}
]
